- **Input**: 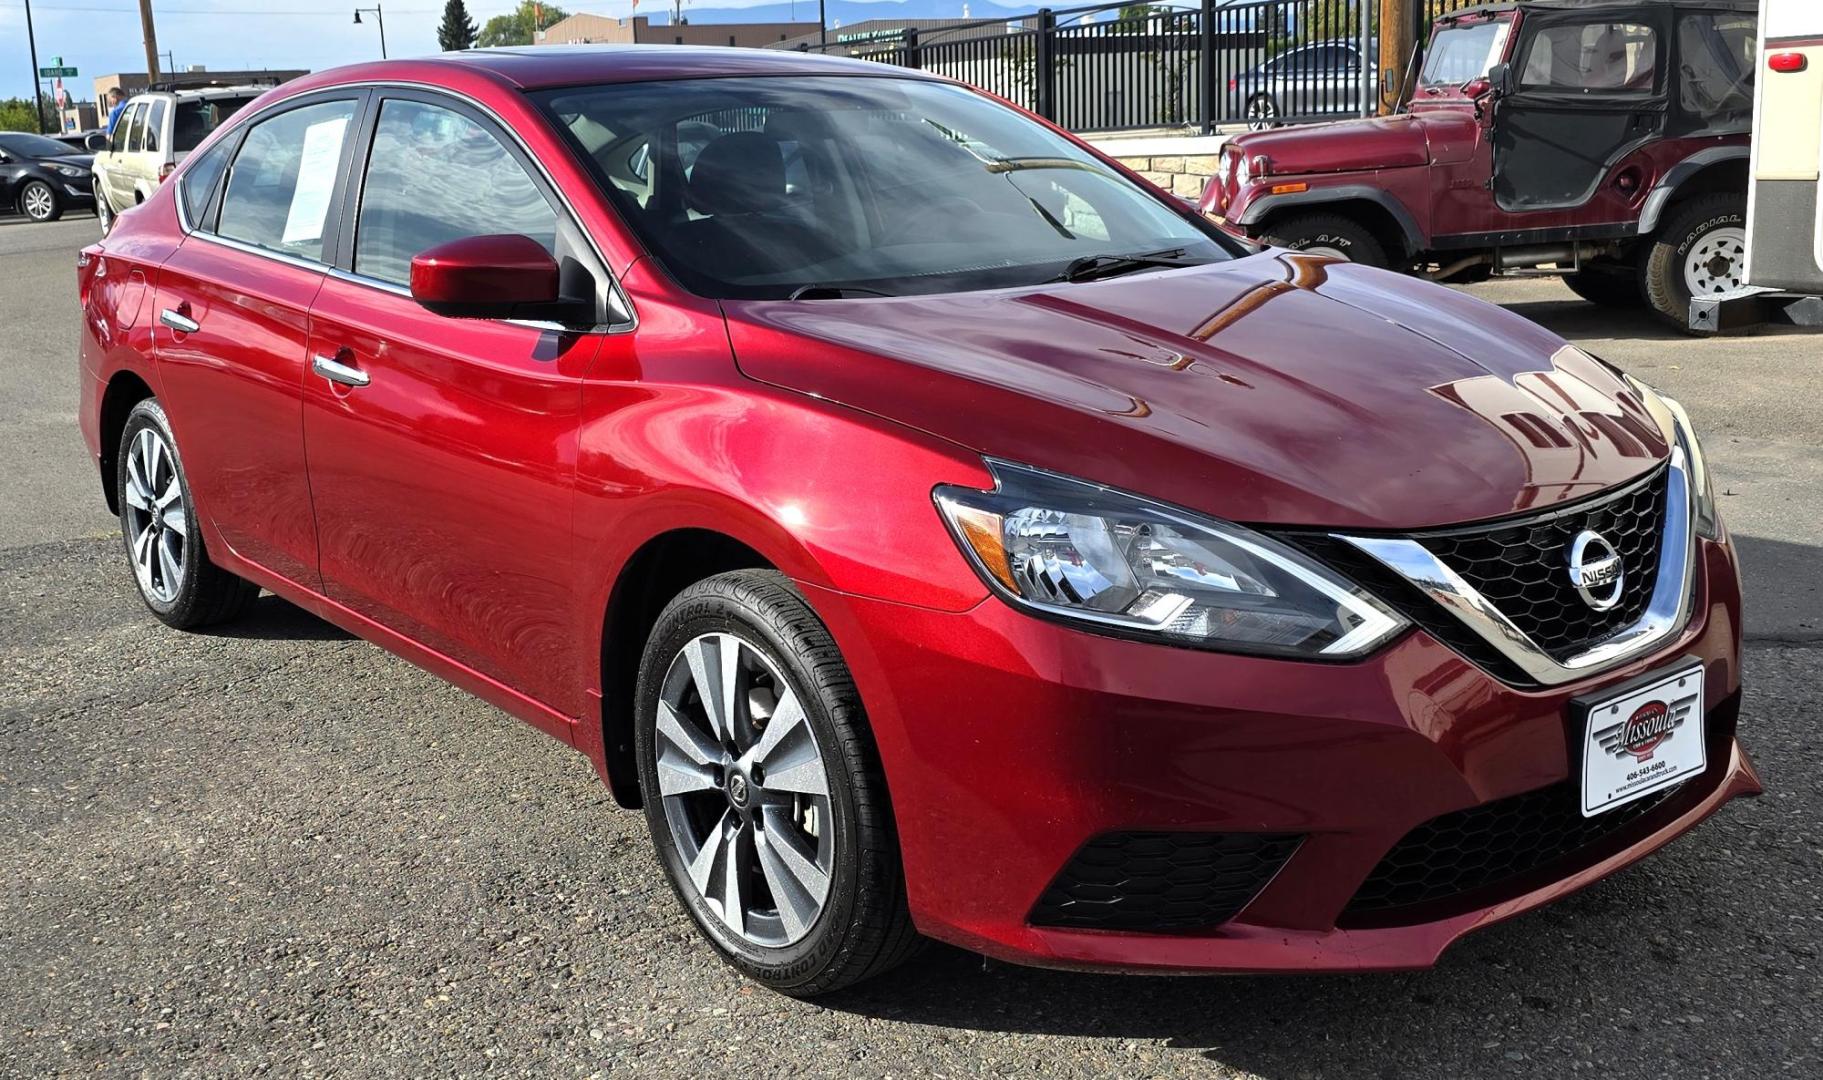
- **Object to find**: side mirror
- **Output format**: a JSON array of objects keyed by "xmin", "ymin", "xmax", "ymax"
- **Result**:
[
  {"xmin": 86, "ymin": 132, "xmax": 109, "ymax": 152},
  {"xmin": 409, "ymin": 234, "xmax": 578, "ymax": 322},
  {"xmin": 1461, "ymin": 77, "xmax": 1493, "ymax": 100},
  {"xmin": 1488, "ymin": 62, "xmax": 1514, "ymax": 97}
]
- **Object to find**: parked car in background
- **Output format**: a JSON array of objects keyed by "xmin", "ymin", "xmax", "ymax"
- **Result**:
[
  {"xmin": 0, "ymin": 131, "xmax": 95, "ymax": 222},
  {"xmin": 79, "ymin": 45, "xmax": 1758, "ymax": 998},
  {"xmin": 88, "ymin": 85, "xmax": 263, "ymax": 232},
  {"xmin": 1204, "ymin": 0, "xmax": 1758, "ymax": 331},
  {"xmin": 1229, "ymin": 39, "xmax": 1379, "ymax": 130},
  {"xmin": 54, "ymin": 129, "xmax": 107, "ymax": 154}
]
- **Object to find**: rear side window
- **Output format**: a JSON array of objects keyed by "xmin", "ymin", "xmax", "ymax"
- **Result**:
[
  {"xmin": 179, "ymin": 136, "xmax": 234, "ymax": 226},
  {"xmin": 217, "ymin": 99, "xmax": 358, "ymax": 264},
  {"xmin": 1520, "ymin": 22, "xmax": 1658, "ymax": 92},
  {"xmin": 1678, "ymin": 14, "xmax": 1756, "ymax": 116},
  {"xmin": 144, "ymin": 100, "xmax": 167, "ymax": 154},
  {"xmin": 352, "ymin": 97, "xmax": 557, "ymax": 286},
  {"xmin": 175, "ymin": 96, "xmax": 254, "ymax": 153}
]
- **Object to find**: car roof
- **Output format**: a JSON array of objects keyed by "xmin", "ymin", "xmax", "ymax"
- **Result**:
[
  {"xmin": 1443, "ymin": 0, "xmax": 1755, "ymax": 16},
  {"xmin": 332, "ymin": 45, "xmax": 947, "ymax": 92}
]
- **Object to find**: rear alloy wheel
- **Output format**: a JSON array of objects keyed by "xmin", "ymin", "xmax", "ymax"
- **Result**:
[
  {"xmin": 1246, "ymin": 95, "xmax": 1282, "ymax": 131},
  {"xmin": 1261, "ymin": 212, "xmax": 1389, "ymax": 269},
  {"xmin": 1640, "ymin": 193, "xmax": 1747, "ymax": 334},
  {"xmin": 116, "ymin": 399, "xmax": 259, "ymax": 628},
  {"xmin": 635, "ymin": 570, "xmax": 919, "ymax": 996},
  {"xmin": 20, "ymin": 179, "xmax": 60, "ymax": 222}
]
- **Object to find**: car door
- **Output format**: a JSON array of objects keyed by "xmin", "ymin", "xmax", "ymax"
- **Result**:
[
  {"xmin": 1493, "ymin": 9, "xmax": 1669, "ymax": 212},
  {"xmin": 102, "ymin": 102, "xmax": 141, "ymax": 209},
  {"xmin": 302, "ymin": 90, "xmax": 608, "ymax": 720},
  {"xmin": 152, "ymin": 91, "xmax": 369, "ymax": 589}
]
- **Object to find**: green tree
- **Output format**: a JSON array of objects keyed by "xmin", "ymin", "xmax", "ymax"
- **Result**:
[
  {"xmin": 0, "ymin": 96, "xmax": 53, "ymax": 134},
  {"xmin": 476, "ymin": 1, "xmax": 569, "ymax": 47},
  {"xmin": 438, "ymin": 0, "xmax": 478, "ymax": 51}
]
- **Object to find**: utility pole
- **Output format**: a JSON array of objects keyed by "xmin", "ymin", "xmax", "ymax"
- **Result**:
[
  {"xmin": 1379, "ymin": 0, "xmax": 1417, "ymax": 115},
  {"xmin": 140, "ymin": 0, "xmax": 163, "ymax": 84},
  {"xmin": 23, "ymin": 0, "xmax": 47, "ymax": 133}
]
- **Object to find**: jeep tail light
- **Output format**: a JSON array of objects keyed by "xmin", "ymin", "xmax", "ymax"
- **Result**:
[
  {"xmin": 1769, "ymin": 52, "xmax": 1807, "ymax": 74},
  {"xmin": 159, "ymin": 162, "xmax": 176, "ymax": 182}
]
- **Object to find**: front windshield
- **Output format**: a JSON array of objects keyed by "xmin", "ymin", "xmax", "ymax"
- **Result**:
[
  {"xmin": 534, "ymin": 76, "xmax": 1233, "ymax": 299},
  {"xmin": 1420, "ymin": 20, "xmax": 1512, "ymax": 88},
  {"xmin": 2, "ymin": 132, "xmax": 78, "ymax": 158}
]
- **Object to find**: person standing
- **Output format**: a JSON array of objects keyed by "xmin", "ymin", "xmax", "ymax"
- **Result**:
[{"xmin": 104, "ymin": 87, "xmax": 127, "ymax": 134}]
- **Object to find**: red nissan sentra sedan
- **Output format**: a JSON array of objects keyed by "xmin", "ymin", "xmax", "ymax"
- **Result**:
[{"xmin": 76, "ymin": 46, "xmax": 1760, "ymax": 995}]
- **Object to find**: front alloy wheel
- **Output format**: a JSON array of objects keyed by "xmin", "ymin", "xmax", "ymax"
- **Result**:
[
  {"xmin": 635, "ymin": 570, "xmax": 919, "ymax": 995},
  {"xmin": 20, "ymin": 180, "xmax": 59, "ymax": 222},
  {"xmin": 95, "ymin": 183, "xmax": 114, "ymax": 233}
]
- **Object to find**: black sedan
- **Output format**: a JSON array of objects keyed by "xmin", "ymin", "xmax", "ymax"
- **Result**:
[{"xmin": 0, "ymin": 132, "xmax": 96, "ymax": 223}]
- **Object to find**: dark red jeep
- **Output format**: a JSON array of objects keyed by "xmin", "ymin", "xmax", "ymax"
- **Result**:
[{"xmin": 1201, "ymin": 0, "xmax": 1757, "ymax": 331}]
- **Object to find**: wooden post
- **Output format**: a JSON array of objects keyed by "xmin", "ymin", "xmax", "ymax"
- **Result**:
[
  {"xmin": 139, "ymin": 0, "xmax": 162, "ymax": 84},
  {"xmin": 1379, "ymin": 0, "xmax": 1417, "ymax": 115}
]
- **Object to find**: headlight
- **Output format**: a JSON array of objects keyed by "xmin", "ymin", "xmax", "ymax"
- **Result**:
[
  {"xmin": 50, "ymin": 164, "xmax": 87, "ymax": 178},
  {"xmin": 1625, "ymin": 375, "xmax": 1721, "ymax": 539},
  {"xmin": 934, "ymin": 461, "xmax": 1407, "ymax": 658}
]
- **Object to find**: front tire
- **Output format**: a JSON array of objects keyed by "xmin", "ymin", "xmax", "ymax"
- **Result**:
[
  {"xmin": 1640, "ymin": 193, "xmax": 1747, "ymax": 334},
  {"xmin": 116, "ymin": 399, "xmax": 259, "ymax": 628},
  {"xmin": 1261, "ymin": 212, "xmax": 1389, "ymax": 269},
  {"xmin": 634, "ymin": 570, "xmax": 919, "ymax": 996},
  {"xmin": 19, "ymin": 179, "xmax": 61, "ymax": 222},
  {"xmin": 95, "ymin": 183, "xmax": 115, "ymax": 234}
]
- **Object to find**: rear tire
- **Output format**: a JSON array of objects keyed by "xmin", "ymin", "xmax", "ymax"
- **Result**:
[
  {"xmin": 634, "ymin": 570, "xmax": 920, "ymax": 997},
  {"xmin": 116, "ymin": 399, "xmax": 259, "ymax": 629},
  {"xmin": 1564, "ymin": 267, "xmax": 1643, "ymax": 308},
  {"xmin": 1261, "ymin": 212, "xmax": 1389, "ymax": 269},
  {"xmin": 1640, "ymin": 193, "xmax": 1747, "ymax": 334},
  {"xmin": 1245, "ymin": 95, "xmax": 1281, "ymax": 131}
]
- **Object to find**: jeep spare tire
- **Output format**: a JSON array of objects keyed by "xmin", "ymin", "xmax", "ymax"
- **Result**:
[
  {"xmin": 1261, "ymin": 213, "xmax": 1388, "ymax": 269},
  {"xmin": 1640, "ymin": 193, "xmax": 1747, "ymax": 334}
]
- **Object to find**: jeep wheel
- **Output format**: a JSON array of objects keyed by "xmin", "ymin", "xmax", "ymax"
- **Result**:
[
  {"xmin": 1261, "ymin": 213, "xmax": 1388, "ymax": 269},
  {"xmin": 1564, "ymin": 268, "xmax": 1643, "ymax": 308},
  {"xmin": 1640, "ymin": 193, "xmax": 1747, "ymax": 334},
  {"xmin": 1245, "ymin": 95, "xmax": 1281, "ymax": 131}
]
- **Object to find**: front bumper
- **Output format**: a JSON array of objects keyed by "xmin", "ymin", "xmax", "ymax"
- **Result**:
[{"xmin": 801, "ymin": 535, "xmax": 1757, "ymax": 973}]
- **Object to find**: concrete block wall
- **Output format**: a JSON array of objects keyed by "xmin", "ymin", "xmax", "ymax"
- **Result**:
[{"xmin": 1084, "ymin": 133, "xmax": 1231, "ymax": 203}]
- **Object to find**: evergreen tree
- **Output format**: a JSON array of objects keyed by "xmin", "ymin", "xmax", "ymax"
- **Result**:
[{"xmin": 438, "ymin": 0, "xmax": 478, "ymax": 51}]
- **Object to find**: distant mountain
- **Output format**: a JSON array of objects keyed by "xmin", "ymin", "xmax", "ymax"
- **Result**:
[{"xmin": 645, "ymin": 0, "xmax": 1045, "ymax": 32}]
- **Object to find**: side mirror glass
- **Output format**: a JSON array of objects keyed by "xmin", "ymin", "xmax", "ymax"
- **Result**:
[
  {"xmin": 85, "ymin": 132, "xmax": 109, "ymax": 153},
  {"xmin": 409, "ymin": 234, "xmax": 575, "ymax": 322}
]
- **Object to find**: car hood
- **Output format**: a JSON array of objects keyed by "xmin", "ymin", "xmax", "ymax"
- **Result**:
[
  {"xmin": 46, "ymin": 153, "xmax": 93, "ymax": 169},
  {"xmin": 1230, "ymin": 113, "xmax": 1433, "ymax": 174},
  {"xmin": 722, "ymin": 252, "xmax": 1670, "ymax": 531}
]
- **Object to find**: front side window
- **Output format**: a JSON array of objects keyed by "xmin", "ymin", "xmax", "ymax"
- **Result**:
[
  {"xmin": 1520, "ymin": 21, "xmax": 1658, "ymax": 92},
  {"xmin": 536, "ymin": 76, "xmax": 1229, "ymax": 300},
  {"xmin": 217, "ymin": 99, "xmax": 358, "ymax": 264},
  {"xmin": 353, "ymin": 98, "xmax": 558, "ymax": 287},
  {"xmin": 1419, "ymin": 19, "xmax": 1513, "ymax": 88},
  {"xmin": 108, "ymin": 104, "xmax": 136, "ymax": 153},
  {"xmin": 124, "ymin": 103, "xmax": 148, "ymax": 153}
]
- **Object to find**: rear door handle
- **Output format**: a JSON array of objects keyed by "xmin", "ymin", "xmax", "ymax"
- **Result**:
[
  {"xmin": 312, "ymin": 352, "xmax": 370, "ymax": 388},
  {"xmin": 159, "ymin": 306, "xmax": 199, "ymax": 334}
]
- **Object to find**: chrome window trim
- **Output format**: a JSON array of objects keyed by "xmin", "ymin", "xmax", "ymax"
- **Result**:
[
  {"xmin": 1337, "ymin": 448, "xmax": 1696, "ymax": 688},
  {"xmin": 176, "ymin": 78, "xmax": 636, "ymax": 336}
]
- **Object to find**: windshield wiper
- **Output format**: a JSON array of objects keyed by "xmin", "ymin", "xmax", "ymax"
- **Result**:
[
  {"xmin": 786, "ymin": 284, "xmax": 895, "ymax": 300},
  {"xmin": 1049, "ymin": 247, "xmax": 1200, "ymax": 284}
]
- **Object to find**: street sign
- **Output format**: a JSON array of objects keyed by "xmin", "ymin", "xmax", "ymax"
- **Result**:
[{"xmin": 38, "ymin": 66, "xmax": 78, "ymax": 78}]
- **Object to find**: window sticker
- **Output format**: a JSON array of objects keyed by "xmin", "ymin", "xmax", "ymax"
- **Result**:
[{"xmin": 281, "ymin": 116, "xmax": 349, "ymax": 246}]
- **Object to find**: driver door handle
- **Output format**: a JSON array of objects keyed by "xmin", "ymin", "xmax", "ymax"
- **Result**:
[{"xmin": 312, "ymin": 352, "xmax": 370, "ymax": 388}]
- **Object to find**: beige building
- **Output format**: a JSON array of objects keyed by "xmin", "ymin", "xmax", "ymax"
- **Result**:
[{"xmin": 535, "ymin": 13, "xmax": 816, "ymax": 48}]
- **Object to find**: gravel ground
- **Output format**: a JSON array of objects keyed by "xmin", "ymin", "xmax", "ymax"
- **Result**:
[{"xmin": 3, "ymin": 215, "xmax": 1820, "ymax": 1078}]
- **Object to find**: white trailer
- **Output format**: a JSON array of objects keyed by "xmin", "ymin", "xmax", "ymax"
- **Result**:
[{"xmin": 1691, "ymin": 0, "xmax": 1823, "ymax": 330}]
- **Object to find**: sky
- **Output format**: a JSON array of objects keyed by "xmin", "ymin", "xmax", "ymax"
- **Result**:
[{"xmin": 0, "ymin": 0, "xmax": 1039, "ymax": 103}]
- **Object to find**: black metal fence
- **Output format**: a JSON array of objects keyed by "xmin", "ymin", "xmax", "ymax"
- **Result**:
[{"xmin": 790, "ymin": 0, "xmax": 1497, "ymax": 134}]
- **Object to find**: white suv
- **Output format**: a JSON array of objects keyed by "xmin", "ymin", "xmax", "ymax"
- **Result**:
[{"xmin": 89, "ymin": 86, "xmax": 264, "ymax": 231}]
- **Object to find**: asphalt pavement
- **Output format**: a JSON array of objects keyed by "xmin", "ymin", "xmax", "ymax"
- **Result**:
[{"xmin": 3, "ymin": 214, "xmax": 1819, "ymax": 1078}]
